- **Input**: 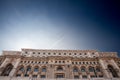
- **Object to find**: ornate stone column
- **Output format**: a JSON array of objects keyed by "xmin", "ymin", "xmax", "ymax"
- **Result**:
[
  {"xmin": 65, "ymin": 65, "xmax": 70, "ymax": 79},
  {"xmin": 111, "ymin": 59, "xmax": 120, "ymax": 77},
  {"xmin": 70, "ymin": 65, "xmax": 74, "ymax": 79},
  {"xmin": 0, "ymin": 58, "xmax": 10, "ymax": 75},
  {"xmin": 0, "ymin": 58, "xmax": 9, "ymax": 68},
  {"xmin": 99, "ymin": 59, "xmax": 110, "ymax": 78},
  {"xmin": 9, "ymin": 58, "xmax": 21, "ymax": 77},
  {"xmin": 47, "ymin": 64, "xmax": 54, "ymax": 79}
]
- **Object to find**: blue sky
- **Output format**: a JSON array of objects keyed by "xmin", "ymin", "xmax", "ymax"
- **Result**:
[{"xmin": 0, "ymin": 0, "xmax": 120, "ymax": 56}]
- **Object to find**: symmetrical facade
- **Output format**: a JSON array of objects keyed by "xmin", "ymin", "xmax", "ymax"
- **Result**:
[{"xmin": 0, "ymin": 48, "xmax": 120, "ymax": 80}]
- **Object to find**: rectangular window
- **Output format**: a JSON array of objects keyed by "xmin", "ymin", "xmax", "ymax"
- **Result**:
[
  {"xmin": 33, "ymin": 75, "xmax": 37, "ymax": 78},
  {"xmin": 56, "ymin": 74, "xmax": 64, "ymax": 78},
  {"xmin": 82, "ymin": 75, "xmax": 87, "ymax": 78},
  {"xmin": 16, "ymin": 74, "xmax": 21, "ymax": 77},
  {"xmin": 24, "ymin": 74, "xmax": 29, "ymax": 77},
  {"xmin": 74, "ymin": 75, "xmax": 79, "ymax": 79},
  {"xmin": 41, "ymin": 75, "xmax": 46, "ymax": 78}
]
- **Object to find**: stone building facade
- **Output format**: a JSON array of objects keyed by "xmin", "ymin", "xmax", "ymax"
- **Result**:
[{"xmin": 0, "ymin": 48, "xmax": 120, "ymax": 80}]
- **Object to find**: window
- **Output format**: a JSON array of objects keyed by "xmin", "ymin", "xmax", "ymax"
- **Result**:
[
  {"xmin": 90, "ymin": 75, "xmax": 96, "ymax": 78},
  {"xmin": 74, "ymin": 75, "xmax": 79, "ymax": 79},
  {"xmin": 81, "ymin": 67, "xmax": 86, "ymax": 72},
  {"xmin": 79, "ymin": 53, "xmax": 81, "ymax": 55},
  {"xmin": 33, "ymin": 75, "xmax": 37, "ymax": 78},
  {"xmin": 41, "ymin": 75, "xmax": 46, "ymax": 78},
  {"xmin": 59, "ymin": 61, "xmax": 61, "ymax": 63},
  {"xmin": 84, "ymin": 53, "xmax": 87, "ymax": 55},
  {"xmin": 96, "ymin": 67, "xmax": 100, "ymax": 72},
  {"xmin": 75, "ymin": 62, "xmax": 77, "ymax": 64},
  {"xmin": 69, "ymin": 53, "xmax": 71, "ymax": 55},
  {"xmin": 56, "ymin": 74, "xmax": 64, "ymax": 78},
  {"xmin": 33, "ymin": 52, "xmax": 35, "ymax": 54},
  {"xmin": 59, "ymin": 53, "xmax": 61, "ymax": 55},
  {"xmin": 73, "ymin": 67, "xmax": 78, "ymax": 72},
  {"xmin": 92, "ymin": 53, "xmax": 94, "ymax": 55},
  {"xmin": 72, "ymin": 62, "xmax": 74, "ymax": 64},
  {"xmin": 34, "ymin": 67, "xmax": 39, "ymax": 72},
  {"xmin": 99, "ymin": 75, "xmax": 103, "ymax": 77},
  {"xmin": 42, "ymin": 68, "xmax": 46, "ymax": 72},
  {"xmin": 82, "ymin": 75, "xmax": 87, "ymax": 78},
  {"xmin": 27, "ymin": 67, "xmax": 31, "ymax": 71},
  {"xmin": 89, "ymin": 67, "xmax": 94, "ymax": 72},
  {"xmin": 57, "ymin": 66, "xmax": 63, "ymax": 71},
  {"xmin": 83, "ymin": 62, "xmax": 85, "ymax": 64},
  {"xmin": 25, "ymin": 52, "xmax": 27, "ymax": 54},
  {"xmin": 43, "ymin": 53, "xmax": 45, "ymax": 55},
  {"xmin": 54, "ymin": 53, "xmax": 56, "ymax": 55},
  {"xmin": 19, "ymin": 67, "xmax": 24, "ymax": 72},
  {"xmin": 64, "ymin": 53, "xmax": 66, "ymax": 55},
  {"xmin": 74, "ymin": 53, "xmax": 76, "ymax": 55},
  {"xmin": 86, "ymin": 62, "xmax": 88, "ymax": 64},
  {"xmin": 48, "ymin": 53, "xmax": 50, "ymax": 55},
  {"xmin": 24, "ymin": 74, "xmax": 29, "ymax": 77},
  {"xmin": 38, "ymin": 52, "xmax": 40, "ymax": 54},
  {"xmin": 79, "ymin": 62, "xmax": 81, "ymax": 64},
  {"xmin": 90, "ymin": 62, "xmax": 92, "ymax": 64},
  {"xmin": 16, "ymin": 74, "xmax": 21, "ymax": 77}
]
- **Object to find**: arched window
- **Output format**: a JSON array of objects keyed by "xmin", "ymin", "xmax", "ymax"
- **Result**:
[
  {"xmin": 42, "ymin": 67, "xmax": 46, "ymax": 72},
  {"xmin": 73, "ymin": 67, "xmax": 78, "ymax": 72},
  {"xmin": 19, "ymin": 66, "xmax": 24, "ymax": 72},
  {"xmin": 89, "ymin": 66, "xmax": 94, "ymax": 72},
  {"xmin": 1, "ymin": 63, "xmax": 13, "ymax": 76},
  {"xmin": 89, "ymin": 66, "xmax": 97, "ymax": 77},
  {"xmin": 81, "ymin": 66, "xmax": 86, "ymax": 72},
  {"xmin": 26, "ymin": 66, "xmax": 31, "ymax": 72},
  {"xmin": 108, "ymin": 65, "xmax": 118, "ymax": 77},
  {"xmin": 96, "ymin": 67, "xmax": 100, "ymax": 72},
  {"xmin": 24, "ymin": 66, "xmax": 31, "ymax": 77},
  {"xmin": 57, "ymin": 66, "xmax": 63, "ymax": 71},
  {"xmin": 16, "ymin": 66, "xmax": 24, "ymax": 77},
  {"xmin": 34, "ymin": 66, "xmax": 39, "ymax": 72}
]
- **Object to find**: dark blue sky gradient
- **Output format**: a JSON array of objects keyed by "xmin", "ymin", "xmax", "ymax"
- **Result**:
[{"xmin": 0, "ymin": 0, "xmax": 120, "ymax": 56}]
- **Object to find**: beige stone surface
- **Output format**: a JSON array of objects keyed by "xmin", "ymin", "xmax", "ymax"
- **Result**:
[{"xmin": 0, "ymin": 48, "xmax": 120, "ymax": 80}]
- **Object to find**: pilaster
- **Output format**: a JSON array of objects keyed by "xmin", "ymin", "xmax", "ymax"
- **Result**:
[
  {"xmin": 9, "ymin": 58, "xmax": 21, "ymax": 77},
  {"xmin": 99, "ymin": 59, "xmax": 110, "ymax": 78}
]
